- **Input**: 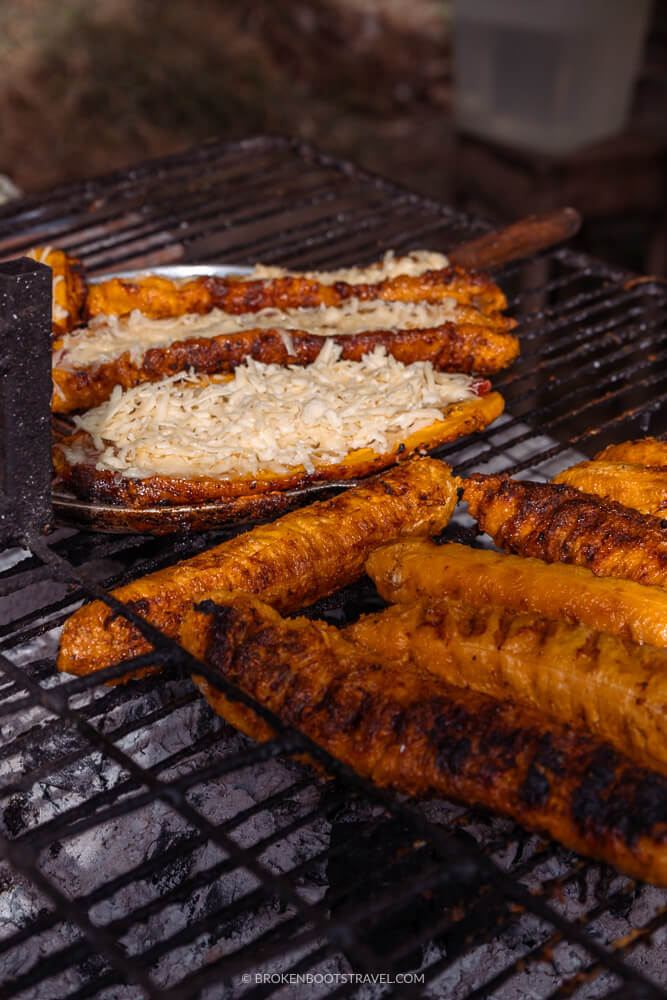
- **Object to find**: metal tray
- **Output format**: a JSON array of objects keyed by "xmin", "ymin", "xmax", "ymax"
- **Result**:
[{"xmin": 88, "ymin": 264, "xmax": 252, "ymax": 281}]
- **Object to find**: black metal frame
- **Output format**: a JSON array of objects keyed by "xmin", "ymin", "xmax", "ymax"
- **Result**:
[
  {"xmin": 0, "ymin": 258, "xmax": 52, "ymax": 546},
  {"xmin": 0, "ymin": 137, "xmax": 665, "ymax": 999}
]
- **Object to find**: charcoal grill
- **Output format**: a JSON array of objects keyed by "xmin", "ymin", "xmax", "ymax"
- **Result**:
[{"xmin": 0, "ymin": 135, "xmax": 666, "ymax": 999}]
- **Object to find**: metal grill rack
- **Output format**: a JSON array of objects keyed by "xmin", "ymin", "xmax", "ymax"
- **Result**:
[{"xmin": 0, "ymin": 136, "xmax": 666, "ymax": 999}]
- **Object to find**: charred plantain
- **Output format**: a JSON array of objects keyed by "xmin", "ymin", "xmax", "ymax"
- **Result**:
[
  {"xmin": 344, "ymin": 598, "xmax": 667, "ymax": 775},
  {"xmin": 462, "ymin": 474, "xmax": 667, "ymax": 587},
  {"xmin": 181, "ymin": 591, "xmax": 667, "ymax": 888}
]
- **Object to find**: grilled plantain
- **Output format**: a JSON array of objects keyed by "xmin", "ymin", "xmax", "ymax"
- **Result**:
[
  {"xmin": 52, "ymin": 318, "xmax": 517, "ymax": 415},
  {"xmin": 553, "ymin": 460, "xmax": 667, "ymax": 517},
  {"xmin": 57, "ymin": 458, "xmax": 459, "ymax": 677},
  {"xmin": 463, "ymin": 474, "xmax": 667, "ymax": 587},
  {"xmin": 595, "ymin": 438, "xmax": 667, "ymax": 466},
  {"xmin": 344, "ymin": 598, "xmax": 667, "ymax": 775},
  {"xmin": 181, "ymin": 591, "xmax": 667, "ymax": 887},
  {"xmin": 53, "ymin": 387, "xmax": 503, "ymax": 508},
  {"xmin": 85, "ymin": 265, "xmax": 507, "ymax": 322},
  {"xmin": 365, "ymin": 539, "xmax": 667, "ymax": 648},
  {"xmin": 26, "ymin": 246, "xmax": 87, "ymax": 336}
]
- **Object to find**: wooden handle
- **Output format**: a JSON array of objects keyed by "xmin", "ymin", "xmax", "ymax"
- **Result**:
[{"xmin": 449, "ymin": 207, "xmax": 581, "ymax": 271}]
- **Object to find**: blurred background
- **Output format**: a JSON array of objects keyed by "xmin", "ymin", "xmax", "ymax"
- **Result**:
[{"xmin": 0, "ymin": 0, "xmax": 665, "ymax": 273}]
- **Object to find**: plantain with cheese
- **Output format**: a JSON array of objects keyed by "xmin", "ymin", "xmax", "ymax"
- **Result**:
[
  {"xmin": 52, "ymin": 297, "xmax": 517, "ymax": 414},
  {"xmin": 53, "ymin": 342, "xmax": 503, "ymax": 507},
  {"xmin": 52, "ymin": 249, "xmax": 517, "ymax": 413}
]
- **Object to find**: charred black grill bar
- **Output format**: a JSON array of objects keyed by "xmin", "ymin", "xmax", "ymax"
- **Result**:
[{"xmin": 0, "ymin": 136, "xmax": 666, "ymax": 999}]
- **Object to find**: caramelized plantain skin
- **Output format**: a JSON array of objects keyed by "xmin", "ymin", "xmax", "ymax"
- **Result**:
[
  {"xmin": 182, "ymin": 592, "xmax": 667, "ymax": 887},
  {"xmin": 343, "ymin": 599, "xmax": 667, "ymax": 775},
  {"xmin": 365, "ymin": 539, "xmax": 667, "ymax": 648},
  {"xmin": 463, "ymin": 474, "xmax": 667, "ymax": 587},
  {"xmin": 52, "ymin": 321, "xmax": 518, "ymax": 414},
  {"xmin": 553, "ymin": 460, "xmax": 667, "ymax": 516},
  {"xmin": 84, "ymin": 267, "xmax": 507, "ymax": 322},
  {"xmin": 595, "ymin": 438, "xmax": 667, "ymax": 467},
  {"xmin": 57, "ymin": 458, "xmax": 459, "ymax": 677},
  {"xmin": 52, "ymin": 393, "xmax": 502, "ymax": 508},
  {"xmin": 27, "ymin": 247, "xmax": 87, "ymax": 336}
]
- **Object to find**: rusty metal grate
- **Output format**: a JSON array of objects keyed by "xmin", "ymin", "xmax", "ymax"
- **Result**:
[{"xmin": 0, "ymin": 136, "xmax": 665, "ymax": 999}]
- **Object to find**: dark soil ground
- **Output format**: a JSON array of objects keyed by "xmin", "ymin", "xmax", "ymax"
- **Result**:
[
  {"xmin": 0, "ymin": 0, "xmax": 664, "ymax": 272},
  {"xmin": 0, "ymin": 0, "xmax": 454, "ymax": 198}
]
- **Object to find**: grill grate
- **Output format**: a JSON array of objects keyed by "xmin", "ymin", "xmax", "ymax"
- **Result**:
[{"xmin": 0, "ymin": 136, "xmax": 666, "ymax": 999}]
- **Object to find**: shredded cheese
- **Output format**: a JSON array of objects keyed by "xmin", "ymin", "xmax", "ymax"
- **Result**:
[
  {"xmin": 54, "ymin": 297, "xmax": 461, "ymax": 370},
  {"xmin": 67, "ymin": 341, "xmax": 476, "ymax": 480},
  {"xmin": 248, "ymin": 249, "xmax": 449, "ymax": 283}
]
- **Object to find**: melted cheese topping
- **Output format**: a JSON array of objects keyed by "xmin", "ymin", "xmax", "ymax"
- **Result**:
[
  {"xmin": 248, "ymin": 249, "xmax": 449, "ymax": 283},
  {"xmin": 68, "ymin": 341, "xmax": 476, "ymax": 480},
  {"xmin": 54, "ymin": 296, "xmax": 461, "ymax": 370}
]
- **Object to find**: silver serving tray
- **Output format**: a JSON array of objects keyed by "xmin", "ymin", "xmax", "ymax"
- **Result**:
[
  {"xmin": 88, "ymin": 264, "xmax": 253, "ymax": 282},
  {"xmin": 52, "ymin": 481, "xmax": 361, "ymax": 535}
]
